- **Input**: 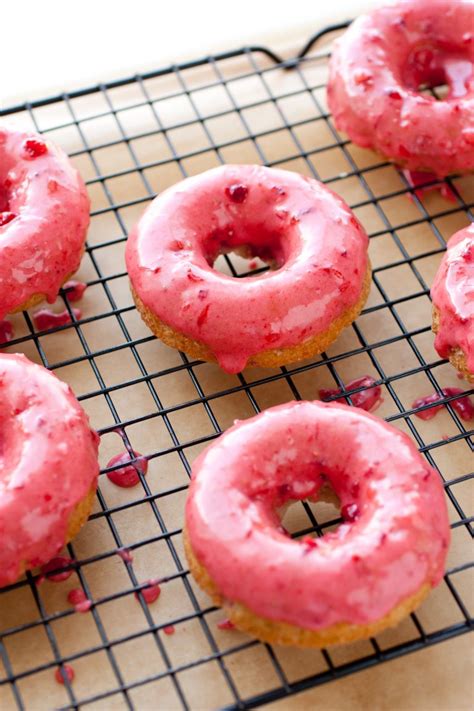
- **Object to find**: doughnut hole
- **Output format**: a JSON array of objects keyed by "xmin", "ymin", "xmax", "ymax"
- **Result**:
[
  {"xmin": 192, "ymin": 181, "xmax": 302, "ymax": 277},
  {"xmin": 208, "ymin": 227, "xmax": 288, "ymax": 276},
  {"xmin": 279, "ymin": 482, "xmax": 343, "ymax": 543},
  {"xmin": 401, "ymin": 43, "xmax": 473, "ymax": 100},
  {"xmin": 0, "ymin": 139, "xmax": 29, "ymax": 216}
]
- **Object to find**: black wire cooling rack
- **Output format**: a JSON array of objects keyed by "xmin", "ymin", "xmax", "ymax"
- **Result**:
[{"xmin": 1, "ymin": 22, "xmax": 473, "ymax": 711}]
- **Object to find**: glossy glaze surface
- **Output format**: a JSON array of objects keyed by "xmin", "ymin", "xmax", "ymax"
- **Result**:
[
  {"xmin": 186, "ymin": 401, "xmax": 449, "ymax": 630},
  {"xmin": 0, "ymin": 354, "xmax": 99, "ymax": 588},
  {"xmin": 431, "ymin": 224, "xmax": 474, "ymax": 372},
  {"xmin": 126, "ymin": 165, "xmax": 369, "ymax": 373},
  {"xmin": 328, "ymin": 0, "xmax": 474, "ymax": 176},
  {"xmin": 0, "ymin": 127, "xmax": 90, "ymax": 319}
]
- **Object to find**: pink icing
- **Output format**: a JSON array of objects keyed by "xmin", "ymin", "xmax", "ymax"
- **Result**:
[
  {"xmin": 431, "ymin": 224, "xmax": 474, "ymax": 374},
  {"xmin": 116, "ymin": 547, "xmax": 134, "ymax": 563},
  {"xmin": 135, "ymin": 580, "xmax": 161, "ymax": 603},
  {"xmin": 106, "ymin": 450, "xmax": 148, "ymax": 488},
  {"xmin": 186, "ymin": 401, "xmax": 450, "ymax": 630},
  {"xmin": 55, "ymin": 665, "xmax": 75, "ymax": 685},
  {"xmin": 41, "ymin": 556, "xmax": 74, "ymax": 582},
  {"xmin": 0, "ymin": 353, "xmax": 99, "ymax": 588},
  {"xmin": 402, "ymin": 170, "xmax": 456, "ymax": 202},
  {"xmin": 63, "ymin": 280, "xmax": 87, "ymax": 302},
  {"xmin": 74, "ymin": 599, "xmax": 92, "ymax": 613},
  {"xmin": 327, "ymin": 0, "xmax": 474, "ymax": 176},
  {"xmin": 412, "ymin": 388, "xmax": 474, "ymax": 421},
  {"xmin": 67, "ymin": 588, "xmax": 87, "ymax": 605},
  {"xmin": 33, "ymin": 307, "xmax": 81, "ymax": 331},
  {"xmin": 217, "ymin": 618, "xmax": 235, "ymax": 630},
  {"xmin": 126, "ymin": 165, "xmax": 369, "ymax": 374},
  {"xmin": 0, "ymin": 127, "xmax": 90, "ymax": 320},
  {"xmin": 67, "ymin": 587, "xmax": 92, "ymax": 612},
  {"xmin": 319, "ymin": 375, "xmax": 383, "ymax": 412}
]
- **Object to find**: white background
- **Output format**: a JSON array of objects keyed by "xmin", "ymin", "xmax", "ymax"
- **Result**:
[{"xmin": 4, "ymin": 0, "xmax": 380, "ymax": 106}]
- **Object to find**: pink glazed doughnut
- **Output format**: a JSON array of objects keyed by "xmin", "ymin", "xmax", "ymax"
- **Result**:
[
  {"xmin": 431, "ymin": 223, "xmax": 474, "ymax": 382},
  {"xmin": 126, "ymin": 165, "xmax": 370, "ymax": 374},
  {"xmin": 185, "ymin": 401, "xmax": 450, "ymax": 647},
  {"xmin": 0, "ymin": 353, "xmax": 99, "ymax": 588},
  {"xmin": 0, "ymin": 127, "xmax": 90, "ymax": 320},
  {"xmin": 327, "ymin": 0, "xmax": 474, "ymax": 176}
]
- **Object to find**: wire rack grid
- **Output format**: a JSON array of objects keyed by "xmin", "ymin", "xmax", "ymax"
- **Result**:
[{"xmin": 0, "ymin": 23, "xmax": 473, "ymax": 711}]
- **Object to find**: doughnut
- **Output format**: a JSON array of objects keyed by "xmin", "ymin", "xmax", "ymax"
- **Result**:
[
  {"xmin": 327, "ymin": 0, "xmax": 474, "ymax": 176},
  {"xmin": 184, "ymin": 401, "xmax": 450, "ymax": 647},
  {"xmin": 126, "ymin": 165, "xmax": 370, "ymax": 374},
  {"xmin": 431, "ymin": 223, "xmax": 474, "ymax": 382},
  {"xmin": 0, "ymin": 127, "xmax": 90, "ymax": 320},
  {"xmin": 0, "ymin": 353, "xmax": 99, "ymax": 588}
]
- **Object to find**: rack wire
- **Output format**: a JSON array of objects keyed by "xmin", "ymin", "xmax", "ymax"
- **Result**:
[{"xmin": 1, "ymin": 23, "xmax": 473, "ymax": 711}]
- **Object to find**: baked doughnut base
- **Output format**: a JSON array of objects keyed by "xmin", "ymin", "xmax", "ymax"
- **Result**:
[
  {"xmin": 14, "ymin": 487, "xmax": 96, "ymax": 585},
  {"xmin": 131, "ymin": 264, "xmax": 371, "ymax": 370},
  {"xmin": 432, "ymin": 306, "xmax": 473, "ymax": 383},
  {"xmin": 184, "ymin": 527, "xmax": 431, "ymax": 648},
  {"xmin": 8, "ymin": 259, "xmax": 83, "ymax": 319}
]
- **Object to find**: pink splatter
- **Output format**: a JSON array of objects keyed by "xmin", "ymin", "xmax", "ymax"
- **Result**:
[
  {"xmin": 163, "ymin": 625, "xmax": 175, "ymax": 635},
  {"xmin": 63, "ymin": 280, "xmax": 87, "ymax": 302},
  {"xmin": 67, "ymin": 588, "xmax": 91, "ymax": 612},
  {"xmin": 33, "ymin": 308, "xmax": 81, "ymax": 331},
  {"xmin": 135, "ymin": 580, "xmax": 161, "ymax": 604},
  {"xmin": 74, "ymin": 599, "xmax": 92, "ymax": 613},
  {"xmin": 319, "ymin": 375, "xmax": 383, "ymax": 412},
  {"xmin": 217, "ymin": 618, "xmax": 235, "ymax": 630},
  {"xmin": 412, "ymin": 388, "xmax": 474, "ymax": 421},
  {"xmin": 116, "ymin": 548, "xmax": 134, "ymax": 563},
  {"xmin": 106, "ymin": 450, "xmax": 148, "ymax": 488},
  {"xmin": 41, "ymin": 557, "xmax": 74, "ymax": 582},
  {"xmin": 0, "ymin": 320, "xmax": 13, "ymax": 344},
  {"xmin": 67, "ymin": 588, "xmax": 87, "ymax": 605},
  {"xmin": 402, "ymin": 170, "xmax": 456, "ymax": 202},
  {"xmin": 248, "ymin": 259, "xmax": 258, "ymax": 270},
  {"xmin": 55, "ymin": 664, "xmax": 75, "ymax": 685}
]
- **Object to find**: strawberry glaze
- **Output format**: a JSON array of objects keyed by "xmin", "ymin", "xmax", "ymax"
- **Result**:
[
  {"xmin": 41, "ymin": 556, "xmax": 74, "ymax": 582},
  {"xmin": 33, "ymin": 308, "xmax": 81, "ymax": 331},
  {"xmin": 328, "ymin": 0, "xmax": 474, "ymax": 176},
  {"xmin": 135, "ymin": 580, "xmax": 161, "ymax": 603},
  {"xmin": 126, "ymin": 165, "xmax": 369, "ymax": 374},
  {"xmin": 67, "ymin": 587, "xmax": 92, "ymax": 612},
  {"xmin": 431, "ymin": 224, "xmax": 474, "ymax": 375},
  {"xmin": 319, "ymin": 375, "xmax": 382, "ymax": 412},
  {"xmin": 412, "ymin": 388, "xmax": 474, "ymax": 421},
  {"xmin": 0, "ymin": 127, "xmax": 90, "ymax": 320},
  {"xmin": 67, "ymin": 588, "xmax": 87, "ymax": 605},
  {"xmin": 402, "ymin": 170, "xmax": 456, "ymax": 202},
  {"xmin": 55, "ymin": 665, "xmax": 75, "ymax": 685},
  {"xmin": 0, "ymin": 353, "xmax": 99, "ymax": 588},
  {"xmin": 217, "ymin": 618, "xmax": 236, "ymax": 630},
  {"xmin": 106, "ymin": 450, "xmax": 148, "ymax": 488},
  {"xmin": 63, "ymin": 280, "xmax": 87, "ymax": 302},
  {"xmin": 116, "ymin": 547, "xmax": 134, "ymax": 563},
  {"xmin": 186, "ymin": 401, "xmax": 449, "ymax": 630}
]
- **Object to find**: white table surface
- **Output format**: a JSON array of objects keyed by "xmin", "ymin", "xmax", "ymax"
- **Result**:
[{"xmin": 4, "ymin": 0, "xmax": 380, "ymax": 107}]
